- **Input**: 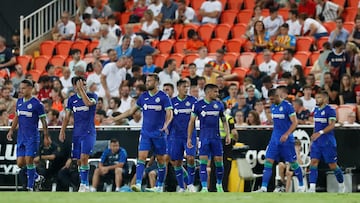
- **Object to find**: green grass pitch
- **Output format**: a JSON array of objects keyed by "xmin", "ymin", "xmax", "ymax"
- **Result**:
[{"xmin": 2, "ymin": 192, "xmax": 360, "ymax": 203}]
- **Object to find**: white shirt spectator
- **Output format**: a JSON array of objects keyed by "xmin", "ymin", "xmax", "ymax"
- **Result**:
[
  {"xmin": 77, "ymin": 7, "xmax": 93, "ymax": 22},
  {"xmin": 148, "ymin": 2, "xmax": 163, "ymax": 17},
  {"xmin": 117, "ymin": 96, "xmax": 133, "ymax": 113},
  {"xmin": 303, "ymin": 18, "xmax": 327, "ymax": 34},
  {"xmin": 98, "ymin": 33, "xmax": 118, "ymax": 54},
  {"xmin": 259, "ymin": 60, "xmax": 277, "ymax": 76},
  {"xmin": 175, "ymin": 7, "xmax": 196, "ymax": 23},
  {"xmin": 141, "ymin": 20, "xmax": 160, "ymax": 36},
  {"xmin": 128, "ymin": 117, "xmax": 143, "ymax": 130},
  {"xmin": 109, "ymin": 24, "xmax": 121, "ymax": 38},
  {"xmin": 101, "ymin": 62, "xmax": 127, "ymax": 97},
  {"xmin": 286, "ymin": 19, "xmax": 302, "ymax": 36},
  {"xmin": 263, "ymin": 15, "xmax": 284, "ymax": 37},
  {"xmin": 80, "ymin": 19, "xmax": 101, "ymax": 36},
  {"xmin": 200, "ymin": 0, "xmax": 222, "ymax": 24},
  {"xmin": 316, "ymin": 1, "xmax": 340, "ymax": 22},
  {"xmin": 69, "ymin": 60, "xmax": 87, "ymax": 78},
  {"xmin": 259, "ymin": 110, "xmax": 268, "ymax": 124},
  {"xmin": 56, "ymin": 20, "xmax": 76, "ymax": 41},
  {"xmin": 158, "ymin": 70, "xmax": 180, "ymax": 94},
  {"xmin": 300, "ymin": 96, "xmax": 316, "ymax": 112},
  {"xmin": 118, "ymin": 33, "xmax": 137, "ymax": 47},
  {"xmin": 60, "ymin": 76, "xmax": 72, "ymax": 95},
  {"xmin": 194, "ymin": 57, "xmax": 212, "ymax": 76},
  {"xmin": 261, "ymin": 84, "xmax": 278, "ymax": 100},
  {"xmin": 87, "ymin": 72, "xmax": 105, "ymax": 97},
  {"xmin": 280, "ymin": 58, "xmax": 302, "ymax": 73}
]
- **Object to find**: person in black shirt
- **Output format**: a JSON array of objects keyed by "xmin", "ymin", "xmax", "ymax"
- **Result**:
[
  {"xmin": 216, "ymin": 75, "xmax": 229, "ymax": 100},
  {"xmin": 282, "ymin": 72, "xmax": 301, "ymax": 99},
  {"xmin": 186, "ymin": 63, "xmax": 199, "ymax": 86},
  {"xmin": 323, "ymin": 72, "xmax": 340, "ymax": 105},
  {"xmin": 293, "ymin": 98, "xmax": 311, "ymax": 125}
]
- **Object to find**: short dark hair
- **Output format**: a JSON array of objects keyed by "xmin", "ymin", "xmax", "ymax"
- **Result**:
[
  {"xmin": 131, "ymin": 65, "xmax": 141, "ymax": 73},
  {"xmin": 198, "ymin": 76, "xmax": 206, "ymax": 81},
  {"xmin": 262, "ymin": 75, "xmax": 272, "ymax": 83},
  {"xmin": 276, "ymin": 85, "xmax": 288, "ymax": 94},
  {"xmin": 163, "ymin": 83, "xmax": 174, "ymax": 90},
  {"xmin": 216, "ymin": 49, "xmax": 225, "ymax": 55},
  {"xmin": 111, "ymin": 97, "xmax": 121, "ymax": 108},
  {"xmin": 188, "ymin": 63, "xmax": 196, "ymax": 67},
  {"xmin": 205, "ymin": 63, "xmax": 213, "ymax": 68},
  {"xmin": 289, "ymin": 9, "xmax": 298, "ymax": 17},
  {"xmin": 177, "ymin": 79, "xmax": 188, "ymax": 87},
  {"xmin": 82, "ymin": 13, "xmax": 91, "ymax": 20},
  {"xmin": 49, "ymin": 109, "xmax": 60, "ymax": 118},
  {"xmin": 187, "ymin": 29, "xmax": 197, "ymax": 38},
  {"xmin": 293, "ymin": 98, "xmax": 303, "ymax": 106},
  {"xmin": 281, "ymin": 23, "xmax": 289, "ymax": 29},
  {"xmin": 317, "ymin": 90, "xmax": 329, "ymax": 98},
  {"xmin": 108, "ymin": 14, "xmax": 116, "ymax": 20},
  {"xmin": 71, "ymin": 49, "xmax": 81, "ymax": 55},
  {"xmin": 96, "ymin": 109, "xmax": 107, "ymax": 117},
  {"xmin": 354, "ymin": 72, "xmax": 360, "ymax": 78},
  {"xmin": 21, "ymin": 79, "xmax": 34, "ymax": 87},
  {"xmin": 147, "ymin": 73, "xmax": 159, "ymax": 82},
  {"xmin": 71, "ymin": 76, "xmax": 86, "ymax": 86},
  {"xmin": 333, "ymin": 40, "xmax": 344, "ymax": 48},
  {"xmin": 165, "ymin": 58, "xmax": 176, "ymax": 68},
  {"xmin": 268, "ymin": 88, "xmax": 276, "ymax": 97},
  {"xmin": 204, "ymin": 84, "xmax": 218, "ymax": 92},
  {"xmin": 282, "ymin": 72, "xmax": 292, "ymax": 79},
  {"xmin": 107, "ymin": 48, "xmax": 115, "ymax": 54},
  {"xmin": 110, "ymin": 138, "xmax": 119, "ymax": 144},
  {"xmin": 285, "ymin": 48, "xmax": 295, "ymax": 56}
]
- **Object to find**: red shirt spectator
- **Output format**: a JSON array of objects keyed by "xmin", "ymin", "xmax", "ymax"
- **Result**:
[{"xmin": 298, "ymin": 0, "xmax": 316, "ymax": 18}]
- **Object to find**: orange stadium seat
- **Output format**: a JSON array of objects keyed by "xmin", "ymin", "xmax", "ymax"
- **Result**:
[
  {"xmin": 174, "ymin": 39, "xmax": 187, "ymax": 54},
  {"xmin": 16, "ymin": 55, "xmax": 32, "ymax": 71},
  {"xmin": 215, "ymin": 23, "xmax": 232, "ymax": 41},
  {"xmin": 181, "ymin": 67, "xmax": 190, "ymax": 78},
  {"xmin": 255, "ymin": 52, "xmax": 265, "ymax": 65},
  {"xmin": 218, "ymin": 0, "xmax": 227, "ymax": 10},
  {"xmin": 243, "ymin": 0, "xmax": 255, "ymax": 9},
  {"xmin": 173, "ymin": 24, "xmax": 184, "ymax": 40},
  {"xmin": 198, "ymin": 24, "xmax": 216, "ymax": 45},
  {"xmin": 55, "ymin": 40, "xmax": 73, "ymax": 58},
  {"xmin": 261, "ymin": 9, "xmax": 270, "ymax": 17},
  {"xmin": 207, "ymin": 38, "xmax": 225, "ymax": 53},
  {"xmin": 317, "ymin": 37, "xmax": 329, "ymax": 50},
  {"xmin": 71, "ymin": 40, "xmax": 89, "ymax": 58},
  {"xmin": 343, "ymin": 21, "xmax": 355, "ymax": 33},
  {"xmin": 65, "ymin": 56, "xmax": 73, "ymax": 66},
  {"xmin": 228, "ymin": 0, "xmax": 243, "ymax": 10},
  {"xmin": 232, "ymin": 67, "xmax": 249, "ymax": 85},
  {"xmin": 310, "ymin": 51, "xmax": 320, "ymax": 66},
  {"xmin": 87, "ymin": 40, "xmax": 99, "ymax": 53},
  {"xmin": 182, "ymin": 24, "xmax": 199, "ymax": 39},
  {"xmin": 49, "ymin": 55, "xmax": 66, "ymax": 67},
  {"xmin": 296, "ymin": 37, "xmax": 314, "ymax": 52},
  {"xmin": 220, "ymin": 10, "xmax": 238, "ymax": 25},
  {"xmin": 224, "ymin": 52, "xmax": 239, "ymax": 68},
  {"xmin": 225, "ymin": 38, "xmax": 244, "ymax": 53},
  {"xmin": 190, "ymin": 0, "xmax": 205, "ymax": 11},
  {"xmin": 54, "ymin": 66, "xmax": 64, "ymax": 77},
  {"xmin": 132, "ymin": 24, "xmax": 141, "ymax": 33},
  {"xmin": 238, "ymin": 52, "xmax": 256, "ymax": 68},
  {"xmin": 154, "ymin": 54, "xmax": 169, "ymax": 68},
  {"xmin": 348, "ymin": 0, "xmax": 359, "ymax": 7},
  {"xmin": 183, "ymin": 53, "xmax": 199, "ymax": 64},
  {"xmin": 343, "ymin": 7, "xmax": 357, "ymax": 22},
  {"xmin": 303, "ymin": 66, "xmax": 313, "ymax": 76},
  {"xmin": 337, "ymin": 104, "xmax": 357, "ymax": 123},
  {"xmin": 0, "ymin": 70, "xmax": 8, "ymax": 79},
  {"xmin": 169, "ymin": 53, "xmax": 184, "ymax": 67},
  {"xmin": 272, "ymin": 52, "xmax": 284, "ymax": 63},
  {"xmin": 231, "ymin": 23, "xmax": 247, "ymax": 39},
  {"xmin": 33, "ymin": 55, "xmax": 50, "ymax": 74},
  {"xmin": 157, "ymin": 40, "xmax": 175, "ymax": 54},
  {"xmin": 278, "ymin": 8, "xmax": 289, "ymax": 21},
  {"xmin": 28, "ymin": 69, "xmax": 42, "ymax": 82},
  {"xmin": 83, "ymin": 56, "xmax": 95, "ymax": 64},
  {"xmin": 237, "ymin": 10, "xmax": 253, "ymax": 24},
  {"xmin": 294, "ymin": 51, "xmax": 311, "ymax": 67},
  {"xmin": 331, "ymin": 0, "xmax": 345, "ymax": 6},
  {"xmin": 40, "ymin": 41, "xmax": 57, "ymax": 57},
  {"xmin": 323, "ymin": 22, "xmax": 336, "ymax": 33},
  {"xmin": 120, "ymin": 12, "xmax": 132, "ymax": 24}
]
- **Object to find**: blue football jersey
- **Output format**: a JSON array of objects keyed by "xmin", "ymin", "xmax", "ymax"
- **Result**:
[
  {"xmin": 313, "ymin": 105, "xmax": 337, "ymax": 147},
  {"xmin": 170, "ymin": 95, "xmax": 197, "ymax": 138},
  {"xmin": 100, "ymin": 147, "xmax": 128, "ymax": 166},
  {"xmin": 16, "ymin": 97, "xmax": 46, "ymax": 142},
  {"xmin": 271, "ymin": 100, "xmax": 296, "ymax": 143},
  {"xmin": 192, "ymin": 99, "xmax": 224, "ymax": 139},
  {"xmin": 136, "ymin": 90, "xmax": 173, "ymax": 137},
  {"xmin": 66, "ymin": 93, "xmax": 98, "ymax": 137}
]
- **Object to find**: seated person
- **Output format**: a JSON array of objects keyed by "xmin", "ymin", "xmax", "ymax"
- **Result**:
[
  {"xmin": 78, "ymin": 13, "xmax": 101, "ymax": 41},
  {"xmin": 92, "ymin": 0, "xmax": 113, "ymax": 24},
  {"xmin": 52, "ymin": 11, "xmax": 76, "ymax": 41},
  {"xmin": 184, "ymin": 29, "xmax": 204, "ymax": 54},
  {"xmin": 293, "ymin": 98, "xmax": 311, "ymax": 125},
  {"xmin": 198, "ymin": 0, "xmax": 222, "ymax": 24},
  {"xmin": 250, "ymin": 20, "xmax": 270, "ymax": 53},
  {"xmin": 90, "ymin": 139, "xmax": 128, "ymax": 192},
  {"xmin": 208, "ymin": 49, "xmax": 238, "ymax": 81},
  {"xmin": 271, "ymin": 23, "xmax": 296, "ymax": 52}
]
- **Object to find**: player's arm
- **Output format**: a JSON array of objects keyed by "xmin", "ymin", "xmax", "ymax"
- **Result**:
[
  {"xmin": 312, "ymin": 116, "xmax": 336, "ymax": 141},
  {"xmin": 220, "ymin": 113, "xmax": 231, "ymax": 145},
  {"xmin": 111, "ymin": 105, "xmax": 139, "ymax": 122},
  {"xmin": 7, "ymin": 114, "xmax": 18, "ymax": 141},
  {"xmin": 280, "ymin": 113, "xmax": 298, "ymax": 143},
  {"xmin": 100, "ymin": 74, "xmax": 110, "ymax": 99},
  {"xmin": 0, "ymin": 56, "xmax": 16, "ymax": 69},
  {"xmin": 76, "ymin": 80, "xmax": 96, "ymax": 106},
  {"xmin": 40, "ymin": 115, "xmax": 52, "ymax": 147},
  {"xmin": 187, "ymin": 114, "xmax": 197, "ymax": 148},
  {"xmin": 59, "ymin": 110, "xmax": 71, "ymax": 142},
  {"xmin": 161, "ymin": 108, "xmax": 173, "ymax": 132}
]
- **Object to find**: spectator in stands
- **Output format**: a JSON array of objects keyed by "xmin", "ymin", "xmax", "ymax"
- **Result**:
[
  {"xmin": 323, "ymin": 72, "xmax": 340, "ymax": 105},
  {"xmin": 0, "ymin": 109, "xmax": 9, "ymax": 126},
  {"xmin": 47, "ymin": 109, "xmax": 62, "ymax": 126},
  {"xmin": 157, "ymin": 0, "xmax": 178, "ymax": 23},
  {"xmin": 247, "ymin": 65, "xmax": 267, "ymax": 91},
  {"xmin": 346, "ymin": 42, "xmax": 360, "ymax": 73},
  {"xmin": 52, "ymin": 11, "xmax": 76, "ymax": 41},
  {"xmin": 259, "ymin": 49, "xmax": 277, "ymax": 80},
  {"xmin": 106, "ymin": 97, "xmax": 121, "ymax": 117},
  {"xmin": 108, "ymin": 0, "xmax": 126, "ymax": 13},
  {"xmin": 50, "ymin": 88, "xmax": 64, "ymax": 112},
  {"xmin": 223, "ymin": 83, "xmax": 238, "ymax": 109},
  {"xmin": 197, "ymin": 76, "xmax": 206, "ymax": 99},
  {"xmin": 194, "ymin": 46, "xmax": 212, "ymax": 76},
  {"xmin": 293, "ymin": 98, "xmax": 311, "ymax": 125},
  {"xmin": 138, "ymin": 10, "xmax": 160, "ymax": 40},
  {"xmin": 175, "ymin": 0, "xmax": 196, "ymax": 24},
  {"xmin": 292, "ymin": 64, "xmax": 306, "ymax": 87},
  {"xmin": 342, "ymin": 112, "xmax": 360, "ymax": 126},
  {"xmin": 129, "ymin": 0, "xmax": 148, "ymax": 23},
  {"xmin": 119, "ymin": 24, "xmax": 136, "ymax": 48},
  {"xmin": 325, "ymin": 40, "xmax": 349, "ymax": 83},
  {"xmin": 254, "ymin": 100, "xmax": 268, "ymax": 124},
  {"xmin": 282, "ymin": 71, "xmax": 301, "ymax": 98},
  {"xmin": 199, "ymin": 0, "xmax": 222, "ymax": 24},
  {"xmin": 300, "ymin": 85, "xmax": 317, "ymax": 111},
  {"xmin": 69, "ymin": 49, "xmax": 87, "ymax": 78},
  {"xmin": 315, "ymin": 0, "xmax": 343, "ymax": 22},
  {"xmin": 92, "ymin": 0, "xmax": 113, "ymax": 24},
  {"xmin": 348, "ymin": 17, "xmax": 360, "ymax": 48},
  {"xmin": 98, "ymin": 24, "xmax": 118, "ymax": 54},
  {"xmin": 114, "ymin": 35, "xmax": 133, "ymax": 59},
  {"xmin": 148, "ymin": 0, "xmax": 163, "ymax": 19},
  {"xmin": 286, "ymin": 10, "xmax": 301, "ymax": 36},
  {"xmin": 245, "ymin": 6, "xmax": 265, "ymax": 39},
  {"xmin": 354, "ymin": 72, "xmax": 360, "ymax": 104},
  {"xmin": 234, "ymin": 110, "xmax": 247, "ymax": 127},
  {"xmin": 278, "ymin": 48, "xmax": 301, "ymax": 73},
  {"xmin": 298, "ymin": 13, "xmax": 328, "ymax": 40},
  {"xmin": 103, "ymin": 49, "xmax": 118, "ymax": 66},
  {"xmin": 263, "ymin": 6, "xmax": 284, "ymax": 38},
  {"xmin": 163, "ymin": 83, "xmax": 175, "ymax": 98},
  {"xmin": 11, "ymin": 64, "xmax": 25, "ymax": 94},
  {"xmin": 245, "ymin": 84, "xmax": 259, "ymax": 110},
  {"xmin": 188, "ymin": 85, "xmax": 198, "ymax": 99},
  {"xmin": 101, "ymin": 56, "xmax": 127, "ymax": 100},
  {"xmin": 160, "ymin": 19, "xmax": 175, "ymax": 40},
  {"xmin": 251, "ymin": 20, "xmax": 270, "ymax": 53},
  {"xmin": 312, "ymin": 42, "xmax": 331, "ymax": 86},
  {"xmin": 298, "ymin": 0, "xmax": 316, "ymax": 18},
  {"xmin": 261, "ymin": 76, "xmax": 276, "ymax": 101},
  {"xmin": 107, "ymin": 15, "xmax": 121, "ymax": 41},
  {"xmin": 75, "ymin": 0, "xmax": 93, "ymax": 24},
  {"xmin": 90, "ymin": 139, "xmax": 128, "ymax": 192},
  {"xmin": 186, "ymin": 63, "xmax": 199, "ymax": 86},
  {"xmin": 247, "ymin": 110, "xmax": 261, "ymax": 126},
  {"xmin": 203, "ymin": 63, "xmax": 217, "ymax": 85},
  {"xmin": 339, "ymin": 74, "xmax": 356, "ymax": 105},
  {"xmin": 97, "ymin": 97, "xmax": 105, "ymax": 112},
  {"xmin": 0, "ymin": 36, "xmax": 16, "ymax": 75},
  {"xmin": 243, "ymin": 77, "xmax": 262, "ymax": 100},
  {"xmin": 95, "ymin": 109, "xmax": 108, "ymax": 126},
  {"xmin": 215, "ymin": 75, "xmax": 229, "ymax": 100},
  {"xmin": 118, "ymin": 84, "xmax": 134, "ymax": 113},
  {"xmin": 184, "ymin": 29, "xmax": 205, "ymax": 54},
  {"xmin": 86, "ymin": 48, "xmax": 104, "ymax": 72},
  {"xmin": 231, "ymin": 92, "xmax": 251, "ymax": 118},
  {"xmin": 209, "ymin": 49, "xmax": 238, "ymax": 81},
  {"xmin": 78, "ymin": 13, "xmax": 101, "ymax": 40},
  {"xmin": 60, "ymin": 66, "xmax": 72, "ymax": 96},
  {"xmin": 142, "ymin": 55, "xmax": 156, "ymax": 75},
  {"xmin": 129, "ymin": 65, "xmax": 146, "ymax": 88},
  {"xmin": 128, "ymin": 109, "xmax": 143, "ymax": 129},
  {"xmin": 37, "ymin": 76, "xmax": 52, "ymax": 102},
  {"xmin": 158, "ymin": 58, "xmax": 180, "ymax": 92},
  {"xmin": 305, "ymin": 73, "xmax": 321, "ymax": 97},
  {"xmin": 329, "ymin": 17, "xmax": 349, "ymax": 45},
  {"xmin": 271, "ymin": 23, "xmax": 296, "ymax": 52},
  {"xmin": 131, "ymin": 36, "xmax": 159, "ymax": 66}
]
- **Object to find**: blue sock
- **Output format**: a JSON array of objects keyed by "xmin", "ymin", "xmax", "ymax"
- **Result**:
[
  {"xmin": 199, "ymin": 160, "xmax": 208, "ymax": 188},
  {"xmin": 309, "ymin": 165, "xmax": 318, "ymax": 184},
  {"xmin": 187, "ymin": 164, "xmax": 195, "ymax": 185},
  {"xmin": 215, "ymin": 161, "xmax": 224, "ymax": 185},
  {"xmin": 183, "ymin": 167, "xmax": 189, "ymax": 185},
  {"xmin": 291, "ymin": 162, "xmax": 304, "ymax": 186},
  {"xmin": 333, "ymin": 166, "xmax": 344, "ymax": 183},
  {"xmin": 157, "ymin": 163, "xmax": 166, "ymax": 187},
  {"xmin": 26, "ymin": 164, "xmax": 36, "ymax": 189},
  {"xmin": 175, "ymin": 166, "xmax": 185, "ymax": 189},
  {"xmin": 34, "ymin": 172, "xmax": 39, "ymax": 180},
  {"xmin": 79, "ymin": 165, "xmax": 89, "ymax": 186},
  {"xmin": 261, "ymin": 160, "xmax": 273, "ymax": 188},
  {"xmin": 135, "ymin": 160, "xmax": 145, "ymax": 185}
]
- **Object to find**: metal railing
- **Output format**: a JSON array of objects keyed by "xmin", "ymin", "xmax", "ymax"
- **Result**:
[{"xmin": 19, "ymin": 0, "xmax": 76, "ymax": 55}]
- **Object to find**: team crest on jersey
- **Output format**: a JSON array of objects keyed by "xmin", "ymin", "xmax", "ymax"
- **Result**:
[
  {"xmin": 279, "ymin": 106, "xmax": 283, "ymax": 112},
  {"xmin": 174, "ymin": 108, "xmax": 179, "ymax": 115},
  {"xmin": 27, "ymin": 104, "xmax": 32, "ymax": 109},
  {"xmin": 201, "ymin": 110, "xmax": 206, "ymax": 117},
  {"xmin": 213, "ymin": 103, "xmax": 218, "ymax": 109},
  {"xmin": 155, "ymin": 97, "xmax": 160, "ymax": 103},
  {"xmin": 321, "ymin": 111, "xmax": 325, "ymax": 116},
  {"xmin": 185, "ymin": 101, "xmax": 191, "ymax": 106}
]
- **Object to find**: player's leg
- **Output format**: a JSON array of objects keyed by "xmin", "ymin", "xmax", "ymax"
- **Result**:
[
  {"xmin": 308, "ymin": 143, "xmax": 321, "ymax": 192},
  {"xmin": 256, "ymin": 142, "xmax": 277, "ymax": 192},
  {"xmin": 171, "ymin": 138, "xmax": 186, "ymax": 191},
  {"xmin": 79, "ymin": 135, "xmax": 96, "ymax": 192},
  {"xmin": 114, "ymin": 167, "xmax": 123, "ymax": 191},
  {"xmin": 24, "ymin": 141, "xmax": 40, "ymax": 191},
  {"xmin": 153, "ymin": 136, "xmax": 167, "ymax": 192},
  {"xmin": 198, "ymin": 139, "xmax": 210, "ymax": 192},
  {"xmin": 132, "ymin": 135, "xmax": 151, "ymax": 191},
  {"xmin": 282, "ymin": 143, "xmax": 304, "ymax": 192},
  {"xmin": 325, "ymin": 146, "xmax": 345, "ymax": 193},
  {"xmin": 186, "ymin": 136, "xmax": 196, "ymax": 192},
  {"xmin": 211, "ymin": 139, "xmax": 225, "ymax": 192},
  {"xmin": 274, "ymin": 162, "xmax": 286, "ymax": 192}
]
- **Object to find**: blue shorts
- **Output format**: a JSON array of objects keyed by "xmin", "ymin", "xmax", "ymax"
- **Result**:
[
  {"xmin": 170, "ymin": 137, "xmax": 196, "ymax": 161},
  {"xmin": 265, "ymin": 141, "xmax": 297, "ymax": 162},
  {"xmin": 199, "ymin": 138, "xmax": 223, "ymax": 157},
  {"xmin": 17, "ymin": 140, "xmax": 39, "ymax": 157},
  {"xmin": 138, "ymin": 134, "xmax": 167, "ymax": 155},
  {"xmin": 72, "ymin": 135, "xmax": 96, "ymax": 159},
  {"xmin": 310, "ymin": 142, "xmax": 338, "ymax": 164},
  {"xmin": 166, "ymin": 135, "xmax": 171, "ymax": 155}
]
